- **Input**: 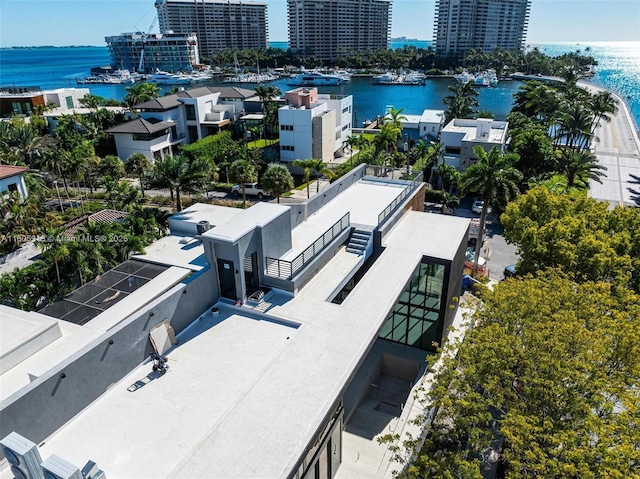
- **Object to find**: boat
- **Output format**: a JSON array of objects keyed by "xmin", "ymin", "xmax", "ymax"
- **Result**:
[
  {"xmin": 373, "ymin": 72, "xmax": 399, "ymax": 84},
  {"xmin": 472, "ymin": 75, "xmax": 490, "ymax": 87},
  {"xmin": 77, "ymin": 69, "xmax": 144, "ymax": 85},
  {"xmin": 146, "ymin": 70, "xmax": 191, "ymax": 85},
  {"xmin": 288, "ymin": 71, "xmax": 349, "ymax": 86},
  {"xmin": 224, "ymin": 72, "xmax": 279, "ymax": 84},
  {"xmin": 454, "ymin": 69, "xmax": 475, "ymax": 84},
  {"xmin": 372, "ymin": 71, "xmax": 425, "ymax": 85}
]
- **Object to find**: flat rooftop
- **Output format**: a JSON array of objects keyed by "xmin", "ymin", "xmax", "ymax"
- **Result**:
[
  {"xmin": 284, "ymin": 179, "xmax": 407, "ymax": 260},
  {"xmin": 25, "ymin": 196, "xmax": 469, "ymax": 478}
]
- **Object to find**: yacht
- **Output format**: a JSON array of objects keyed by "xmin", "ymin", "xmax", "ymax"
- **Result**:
[
  {"xmin": 146, "ymin": 70, "xmax": 191, "ymax": 85},
  {"xmin": 454, "ymin": 69, "xmax": 475, "ymax": 84},
  {"xmin": 288, "ymin": 71, "xmax": 349, "ymax": 86},
  {"xmin": 373, "ymin": 72, "xmax": 399, "ymax": 84}
]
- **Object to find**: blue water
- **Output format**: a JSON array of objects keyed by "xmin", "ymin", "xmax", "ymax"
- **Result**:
[{"xmin": 1, "ymin": 42, "xmax": 638, "ymax": 127}]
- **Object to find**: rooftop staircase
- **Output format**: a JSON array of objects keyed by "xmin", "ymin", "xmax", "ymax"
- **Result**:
[{"xmin": 346, "ymin": 229, "xmax": 372, "ymax": 256}]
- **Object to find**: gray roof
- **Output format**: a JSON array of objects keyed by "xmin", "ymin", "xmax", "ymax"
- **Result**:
[
  {"xmin": 134, "ymin": 95, "xmax": 183, "ymax": 110},
  {"xmin": 106, "ymin": 118, "xmax": 173, "ymax": 134},
  {"xmin": 132, "ymin": 86, "xmax": 258, "ymax": 110}
]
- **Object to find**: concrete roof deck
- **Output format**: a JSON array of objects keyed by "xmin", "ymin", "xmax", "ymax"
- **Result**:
[
  {"xmin": 282, "ymin": 179, "xmax": 408, "ymax": 261},
  {"xmin": 23, "ymin": 208, "xmax": 469, "ymax": 479}
]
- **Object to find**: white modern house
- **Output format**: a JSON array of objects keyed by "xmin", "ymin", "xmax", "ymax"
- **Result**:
[
  {"xmin": 400, "ymin": 109, "xmax": 446, "ymax": 141},
  {"xmin": 440, "ymin": 117, "xmax": 509, "ymax": 171},
  {"xmin": 107, "ymin": 86, "xmax": 257, "ymax": 162},
  {"xmin": 0, "ymin": 166, "xmax": 28, "ymax": 198},
  {"xmin": 0, "ymin": 165, "xmax": 471, "ymax": 479},
  {"xmin": 0, "ymin": 87, "xmax": 89, "ymax": 119},
  {"xmin": 278, "ymin": 87, "xmax": 353, "ymax": 164}
]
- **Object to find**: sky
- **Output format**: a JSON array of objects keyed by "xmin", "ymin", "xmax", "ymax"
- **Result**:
[{"xmin": 0, "ymin": 0, "xmax": 638, "ymax": 47}]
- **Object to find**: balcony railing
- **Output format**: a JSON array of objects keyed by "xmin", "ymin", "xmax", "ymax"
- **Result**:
[
  {"xmin": 377, "ymin": 171, "xmax": 424, "ymax": 226},
  {"xmin": 265, "ymin": 212, "xmax": 350, "ymax": 280}
]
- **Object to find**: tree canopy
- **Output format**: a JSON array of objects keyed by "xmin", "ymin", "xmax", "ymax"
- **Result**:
[{"xmin": 395, "ymin": 271, "xmax": 640, "ymax": 478}]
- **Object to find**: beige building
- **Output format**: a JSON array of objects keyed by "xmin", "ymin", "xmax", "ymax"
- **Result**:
[
  {"xmin": 288, "ymin": 0, "xmax": 393, "ymax": 61},
  {"xmin": 434, "ymin": 0, "xmax": 530, "ymax": 57},
  {"xmin": 155, "ymin": 0, "xmax": 268, "ymax": 57}
]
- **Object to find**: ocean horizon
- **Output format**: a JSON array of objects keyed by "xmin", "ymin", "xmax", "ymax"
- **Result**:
[{"xmin": 1, "ymin": 41, "xmax": 638, "ymax": 129}]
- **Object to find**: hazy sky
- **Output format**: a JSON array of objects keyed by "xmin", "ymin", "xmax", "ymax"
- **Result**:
[{"xmin": 1, "ymin": 0, "xmax": 638, "ymax": 47}]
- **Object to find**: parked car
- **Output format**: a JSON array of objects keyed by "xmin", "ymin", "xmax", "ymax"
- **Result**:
[
  {"xmin": 472, "ymin": 198, "xmax": 485, "ymax": 214},
  {"xmin": 231, "ymin": 182, "xmax": 265, "ymax": 199},
  {"xmin": 503, "ymin": 264, "xmax": 518, "ymax": 279}
]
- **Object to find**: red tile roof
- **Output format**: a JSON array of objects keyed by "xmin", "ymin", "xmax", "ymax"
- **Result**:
[{"xmin": 0, "ymin": 165, "xmax": 29, "ymax": 180}]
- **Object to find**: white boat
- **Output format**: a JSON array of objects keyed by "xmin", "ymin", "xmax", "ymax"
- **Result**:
[
  {"xmin": 373, "ymin": 72, "xmax": 399, "ymax": 84},
  {"xmin": 472, "ymin": 75, "xmax": 490, "ymax": 87},
  {"xmin": 483, "ymin": 69, "xmax": 499, "ymax": 86},
  {"xmin": 454, "ymin": 69, "xmax": 475, "ymax": 84},
  {"xmin": 146, "ymin": 70, "xmax": 191, "ymax": 85},
  {"xmin": 224, "ymin": 72, "xmax": 279, "ymax": 84},
  {"xmin": 402, "ymin": 72, "xmax": 426, "ymax": 85},
  {"xmin": 288, "ymin": 71, "xmax": 349, "ymax": 86},
  {"xmin": 77, "ymin": 69, "xmax": 143, "ymax": 84}
]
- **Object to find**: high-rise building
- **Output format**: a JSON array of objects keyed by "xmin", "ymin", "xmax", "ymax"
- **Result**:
[
  {"xmin": 434, "ymin": 0, "xmax": 530, "ymax": 57},
  {"xmin": 287, "ymin": 0, "xmax": 393, "ymax": 61},
  {"xmin": 155, "ymin": 0, "xmax": 268, "ymax": 58},
  {"xmin": 105, "ymin": 32, "xmax": 200, "ymax": 72}
]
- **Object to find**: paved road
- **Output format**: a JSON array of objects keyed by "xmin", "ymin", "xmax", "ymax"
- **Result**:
[{"xmin": 580, "ymin": 81, "xmax": 640, "ymax": 207}]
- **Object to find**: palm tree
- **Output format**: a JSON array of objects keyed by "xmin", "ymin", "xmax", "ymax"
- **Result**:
[
  {"xmin": 229, "ymin": 158, "xmax": 258, "ymax": 207},
  {"xmin": 36, "ymin": 223, "xmax": 69, "ymax": 285},
  {"xmin": 293, "ymin": 158, "xmax": 315, "ymax": 198},
  {"xmin": 309, "ymin": 159, "xmax": 333, "ymax": 193},
  {"xmin": 124, "ymin": 83, "xmax": 161, "ymax": 109},
  {"xmin": 149, "ymin": 155, "xmax": 209, "ymax": 211},
  {"xmin": 384, "ymin": 106, "xmax": 407, "ymax": 130},
  {"xmin": 254, "ymin": 84, "xmax": 281, "ymax": 113},
  {"xmin": 443, "ymin": 81, "xmax": 479, "ymax": 122},
  {"xmin": 460, "ymin": 146, "xmax": 523, "ymax": 276},
  {"xmin": 588, "ymin": 90, "xmax": 618, "ymax": 137},
  {"xmin": 262, "ymin": 163, "xmax": 294, "ymax": 203},
  {"xmin": 556, "ymin": 149, "xmax": 607, "ymax": 188},
  {"xmin": 554, "ymin": 101, "xmax": 594, "ymax": 151},
  {"xmin": 125, "ymin": 153, "xmax": 152, "ymax": 198},
  {"xmin": 374, "ymin": 123, "xmax": 401, "ymax": 155}
]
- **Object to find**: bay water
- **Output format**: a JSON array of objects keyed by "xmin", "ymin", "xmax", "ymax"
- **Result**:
[{"xmin": 1, "ymin": 41, "xmax": 638, "ymax": 128}]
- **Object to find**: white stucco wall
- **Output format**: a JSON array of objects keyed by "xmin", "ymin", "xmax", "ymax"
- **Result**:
[{"xmin": 0, "ymin": 175, "xmax": 28, "ymax": 198}]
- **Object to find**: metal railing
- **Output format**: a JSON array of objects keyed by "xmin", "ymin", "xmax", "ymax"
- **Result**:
[
  {"xmin": 265, "ymin": 212, "xmax": 350, "ymax": 280},
  {"xmin": 377, "ymin": 171, "xmax": 424, "ymax": 226}
]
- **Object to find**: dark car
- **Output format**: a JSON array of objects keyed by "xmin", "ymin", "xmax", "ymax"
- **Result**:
[{"xmin": 503, "ymin": 264, "xmax": 518, "ymax": 279}]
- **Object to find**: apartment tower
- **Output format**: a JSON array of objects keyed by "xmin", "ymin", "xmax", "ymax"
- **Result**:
[
  {"xmin": 287, "ymin": 0, "xmax": 393, "ymax": 61},
  {"xmin": 155, "ymin": 0, "xmax": 268, "ymax": 58},
  {"xmin": 434, "ymin": 0, "xmax": 530, "ymax": 57}
]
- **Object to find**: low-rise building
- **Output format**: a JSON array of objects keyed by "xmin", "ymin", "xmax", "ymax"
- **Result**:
[
  {"xmin": 107, "ymin": 86, "xmax": 257, "ymax": 162},
  {"xmin": 0, "ymin": 87, "xmax": 89, "ymax": 118},
  {"xmin": 0, "ymin": 165, "xmax": 470, "ymax": 479},
  {"xmin": 0, "ymin": 165, "xmax": 29, "ymax": 198},
  {"xmin": 400, "ymin": 109, "xmax": 446, "ymax": 141},
  {"xmin": 278, "ymin": 87, "xmax": 353, "ymax": 164},
  {"xmin": 440, "ymin": 117, "xmax": 509, "ymax": 171}
]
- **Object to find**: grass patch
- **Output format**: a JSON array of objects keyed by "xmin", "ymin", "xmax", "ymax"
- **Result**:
[
  {"xmin": 281, "ymin": 191, "xmax": 294, "ymax": 197},
  {"xmin": 294, "ymin": 182, "xmax": 312, "ymax": 191},
  {"xmin": 248, "ymin": 139, "xmax": 280, "ymax": 149}
]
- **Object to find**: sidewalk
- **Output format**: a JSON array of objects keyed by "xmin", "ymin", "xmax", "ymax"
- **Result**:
[{"xmin": 287, "ymin": 178, "xmax": 332, "ymax": 200}]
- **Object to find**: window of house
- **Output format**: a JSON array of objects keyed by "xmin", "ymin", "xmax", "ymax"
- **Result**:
[
  {"xmin": 185, "ymin": 104, "xmax": 196, "ymax": 121},
  {"xmin": 445, "ymin": 146, "xmax": 461, "ymax": 154},
  {"xmin": 7, "ymin": 183, "xmax": 18, "ymax": 193},
  {"xmin": 280, "ymin": 124, "xmax": 294, "ymax": 131},
  {"xmin": 65, "ymin": 96, "xmax": 74, "ymax": 109},
  {"xmin": 281, "ymin": 145, "xmax": 294, "ymax": 151}
]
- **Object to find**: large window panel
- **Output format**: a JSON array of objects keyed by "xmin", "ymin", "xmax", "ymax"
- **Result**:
[{"xmin": 379, "ymin": 258, "xmax": 447, "ymax": 352}]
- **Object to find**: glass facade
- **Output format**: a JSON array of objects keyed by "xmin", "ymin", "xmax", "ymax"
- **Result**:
[{"xmin": 379, "ymin": 259, "xmax": 446, "ymax": 351}]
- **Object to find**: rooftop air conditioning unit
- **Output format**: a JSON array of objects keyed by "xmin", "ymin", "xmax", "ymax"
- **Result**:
[
  {"xmin": 40, "ymin": 455, "xmax": 82, "ymax": 479},
  {"xmin": 0, "ymin": 431, "xmax": 45, "ymax": 479},
  {"xmin": 196, "ymin": 220, "xmax": 211, "ymax": 235},
  {"xmin": 81, "ymin": 460, "xmax": 107, "ymax": 479}
]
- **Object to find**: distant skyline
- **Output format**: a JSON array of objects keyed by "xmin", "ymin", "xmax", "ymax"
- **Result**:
[{"xmin": 1, "ymin": 0, "xmax": 638, "ymax": 47}]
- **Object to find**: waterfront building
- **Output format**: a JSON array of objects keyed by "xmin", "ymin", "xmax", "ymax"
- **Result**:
[
  {"xmin": 0, "ymin": 87, "xmax": 89, "ymax": 119},
  {"xmin": 155, "ymin": 0, "xmax": 268, "ymax": 58},
  {"xmin": 400, "ymin": 109, "xmax": 446, "ymax": 141},
  {"xmin": 107, "ymin": 85, "xmax": 257, "ymax": 162},
  {"xmin": 440, "ymin": 117, "xmax": 509, "ymax": 171},
  {"xmin": 105, "ymin": 32, "xmax": 200, "ymax": 73},
  {"xmin": 287, "ymin": 0, "xmax": 393, "ymax": 61},
  {"xmin": 278, "ymin": 87, "xmax": 353, "ymax": 164},
  {"xmin": 0, "ymin": 161, "xmax": 469, "ymax": 479},
  {"xmin": 434, "ymin": 0, "xmax": 530, "ymax": 57}
]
